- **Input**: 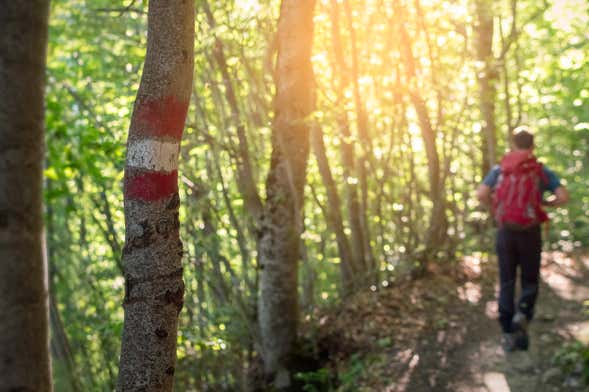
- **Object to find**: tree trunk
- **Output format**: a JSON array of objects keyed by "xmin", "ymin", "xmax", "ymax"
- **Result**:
[
  {"xmin": 411, "ymin": 93, "xmax": 448, "ymax": 259},
  {"xmin": 395, "ymin": 2, "xmax": 448, "ymax": 267},
  {"xmin": 310, "ymin": 126, "xmax": 355, "ymax": 293},
  {"xmin": 117, "ymin": 1, "xmax": 194, "ymax": 390},
  {"xmin": 49, "ymin": 291, "xmax": 82, "ymax": 392},
  {"xmin": 343, "ymin": 0, "xmax": 375, "ymax": 278},
  {"xmin": 328, "ymin": 0, "xmax": 368, "ymax": 281},
  {"xmin": 0, "ymin": 1, "xmax": 52, "ymax": 390},
  {"xmin": 258, "ymin": 0, "xmax": 316, "ymax": 388},
  {"xmin": 475, "ymin": 0, "xmax": 497, "ymax": 176},
  {"xmin": 201, "ymin": 0, "xmax": 264, "ymax": 224}
]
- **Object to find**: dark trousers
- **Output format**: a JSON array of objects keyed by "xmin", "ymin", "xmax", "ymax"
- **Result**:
[{"xmin": 496, "ymin": 225, "xmax": 542, "ymax": 333}]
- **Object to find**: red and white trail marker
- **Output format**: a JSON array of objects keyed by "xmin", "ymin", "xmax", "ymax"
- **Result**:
[{"xmin": 124, "ymin": 96, "xmax": 188, "ymax": 203}]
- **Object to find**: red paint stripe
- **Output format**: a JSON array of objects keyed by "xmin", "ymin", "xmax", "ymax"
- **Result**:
[
  {"xmin": 125, "ymin": 171, "xmax": 178, "ymax": 202},
  {"xmin": 133, "ymin": 96, "xmax": 188, "ymax": 140}
]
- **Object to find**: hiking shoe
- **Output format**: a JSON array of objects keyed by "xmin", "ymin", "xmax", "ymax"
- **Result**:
[
  {"xmin": 513, "ymin": 312, "xmax": 529, "ymax": 350},
  {"xmin": 502, "ymin": 333, "xmax": 517, "ymax": 352}
]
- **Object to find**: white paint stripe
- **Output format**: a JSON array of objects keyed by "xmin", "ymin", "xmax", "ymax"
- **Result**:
[{"xmin": 127, "ymin": 139, "xmax": 179, "ymax": 172}]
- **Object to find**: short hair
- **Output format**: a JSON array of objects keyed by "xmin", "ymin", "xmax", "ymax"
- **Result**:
[{"xmin": 512, "ymin": 126, "xmax": 534, "ymax": 149}]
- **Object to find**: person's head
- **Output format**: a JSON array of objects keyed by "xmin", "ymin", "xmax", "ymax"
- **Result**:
[{"xmin": 512, "ymin": 126, "xmax": 534, "ymax": 151}]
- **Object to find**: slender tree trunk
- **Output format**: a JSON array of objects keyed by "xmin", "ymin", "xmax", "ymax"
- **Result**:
[
  {"xmin": 49, "ymin": 292, "xmax": 82, "ymax": 392},
  {"xmin": 411, "ymin": 93, "xmax": 448, "ymax": 257},
  {"xmin": 300, "ymin": 233, "xmax": 315, "ymax": 311},
  {"xmin": 343, "ymin": 0, "xmax": 375, "ymax": 278},
  {"xmin": 396, "ymin": 3, "xmax": 448, "ymax": 266},
  {"xmin": 475, "ymin": 0, "xmax": 497, "ymax": 176},
  {"xmin": 117, "ymin": 1, "xmax": 194, "ymax": 390},
  {"xmin": 201, "ymin": 208, "xmax": 231, "ymax": 305},
  {"xmin": 201, "ymin": 0, "xmax": 263, "ymax": 224},
  {"xmin": 194, "ymin": 254, "xmax": 206, "ymax": 392},
  {"xmin": 328, "ymin": 0, "xmax": 367, "ymax": 280},
  {"xmin": 499, "ymin": 0, "xmax": 519, "ymax": 143},
  {"xmin": 310, "ymin": 126, "xmax": 355, "ymax": 293},
  {"xmin": 258, "ymin": 0, "xmax": 316, "ymax": 388},
  {"xmin": 0, "ymin": 1, "xmax": 52, "ymax": 390}
]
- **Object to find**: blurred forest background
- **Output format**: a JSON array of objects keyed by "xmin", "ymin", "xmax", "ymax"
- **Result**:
[{"xmin": 43, "ymin": 0, "xmax": 588, "ymax": 390}]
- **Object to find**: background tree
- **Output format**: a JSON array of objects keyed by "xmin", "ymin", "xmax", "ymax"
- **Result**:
[
  {"xmin": 0, "ymin": 0, "xmax": 52, "ymax": 390},
  {"xmin": 475, "ymin": 0, "xmax": 498, "ymax": 176},
  {"xmin": 116, "ymin": 0, "xmax": 194, "ymax": 390},
  {"xmin": 258, "ymin": 0, "xmax": 317, "ymax": 387}
]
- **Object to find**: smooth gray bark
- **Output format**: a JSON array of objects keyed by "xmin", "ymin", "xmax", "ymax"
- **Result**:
[{"xmin": 0, "ymin": 1, "xmax": 52, "ymax": 390}]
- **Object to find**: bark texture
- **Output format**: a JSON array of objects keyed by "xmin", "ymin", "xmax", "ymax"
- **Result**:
[
  {"xmin": 117, "ymin": 1, "xmax": 194, "ymax": 391},
  {"xmin": 0, "ymin": 1, "xmax": 52, "ymax": 390},
  {"xmin": 258, "ymin": 0, "xmax": 316, "ymax": 388}
]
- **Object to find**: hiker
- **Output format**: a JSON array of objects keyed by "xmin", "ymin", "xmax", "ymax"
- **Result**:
[{"xmin": 476, "ymin": 126, "xmax": 569, "ymax": 352}]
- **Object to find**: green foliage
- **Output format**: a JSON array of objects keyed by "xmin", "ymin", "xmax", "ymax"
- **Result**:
[
  {"xmin": 553, "ymin": 299, "xmax": 589, "ymax": 386},
  {"xmin": 295, "ymin": 368, "xmax": 332, "ymax": 392},
  {"xmin": 45, "ymin": 0, "xmax": 146, "ymax": 388},
  {"xmin": 553, "ymin": 342, "xmax": 589, "ymax": 386},
  {"xmin": 338, "ymin": 354, "xmax": 366, "ymax": 391},
  {"xmin": 43, "ymin": 0, "xmax": 589, "ymax": 389}
]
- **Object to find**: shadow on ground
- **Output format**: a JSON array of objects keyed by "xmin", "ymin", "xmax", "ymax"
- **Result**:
[{"xmin": 317, "ymin": 251, "xmax": 589, "ymax": 391}]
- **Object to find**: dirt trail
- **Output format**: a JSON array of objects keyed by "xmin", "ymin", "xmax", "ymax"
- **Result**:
[
  {"xmin": 318, "ymin": 252, "xmax": 589, "ymax": 391},
  {"xmin": 444, "ymin": 252, "xmax": 589, "ymax": 392}
]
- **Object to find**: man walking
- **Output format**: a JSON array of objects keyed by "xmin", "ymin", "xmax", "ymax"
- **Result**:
[{"xmin": 476, "ymin": 126, "xmax": 569, "ymax": 351}]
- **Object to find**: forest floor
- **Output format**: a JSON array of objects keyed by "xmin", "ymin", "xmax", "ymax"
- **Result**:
[{"xmin": 315, "ymin": 250, "xmax": 589, "ymax": 391}]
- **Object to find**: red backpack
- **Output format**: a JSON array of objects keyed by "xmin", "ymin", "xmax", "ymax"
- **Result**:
[{"xmin": 493, "ymin": 150, "xmax": 549, "ymax": 227}]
